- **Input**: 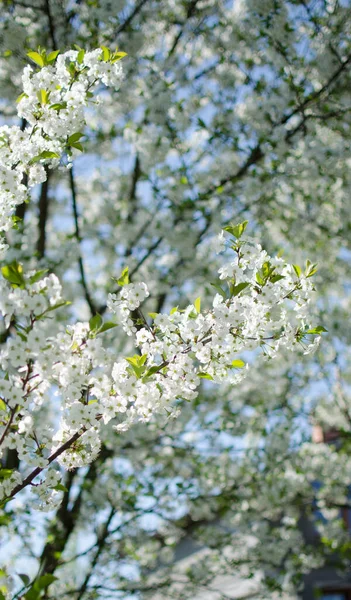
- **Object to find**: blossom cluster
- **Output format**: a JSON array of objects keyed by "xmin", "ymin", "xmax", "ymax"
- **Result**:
[
  {"xmin": 0, "ymin": 51, "xmax": 322, "ymax": 511},
  {"xmin": 0, "ymin": 225, "xmax": 322, "ymax": 508},
  {"xmin": 0, "ymin": 47, "xmax": 124, "ymax": 253}
]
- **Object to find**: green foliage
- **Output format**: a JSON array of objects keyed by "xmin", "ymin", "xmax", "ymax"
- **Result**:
[
  {"xmin": 198, "ymin": 372, "xmax": 214, "ymax": 380},
  {"xmin": 126, "ymin": 354, "xmax": 148, "ymax": 379},
  {"xmin": 29, "ymin": 151, "xmax": 60, "ymax": 164},
  {"xmin": 232, "ymin": 359, "xmax": 246, "ymax": 369},
  {"xmin": 210, "ymin": 282, "xmax": 227, "ymax": 299},
  {"xmin": 194, "ymin": 297, "xmax": 201, "ymax": 313},
  {"xmin": 224, "ymin": 220, "xmax": 248, "ymax": 239},
  {"xmin": 24, "ymin": 574, "xmax": 57, "ymax": 600},
  {"xmin": 306, "ymin": 326, "xmax": 328, "ymax": 334},
  {"xmin": 1, "ymin": 261, "xmax": 25, "ymax": 288},
  {"xmin": 0, "ymin": 469, "xmax": 13, "ymax": 481},
  {"xmin": 115, "ymin": 266, "xmax": 129, "ymax": 286},
  {"xmin": 27, "ymin": 48, "xmax": 60, "ymax": 68},
  {"xmin": 89, "ymin": 313, "xmax": 103, "ymax": 332}
]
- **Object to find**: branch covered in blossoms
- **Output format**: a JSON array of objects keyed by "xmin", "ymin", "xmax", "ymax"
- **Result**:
[
  {"xmin": 0, "ymin": 217, "xmax": 324, "ymax": 508},
  {"xmin": 0, "ymin": 48, "xmax": 325, "ymax": 512},
  {"xmin": 0, "ymin": 46, "xmax": 125, "ymax": 257}
]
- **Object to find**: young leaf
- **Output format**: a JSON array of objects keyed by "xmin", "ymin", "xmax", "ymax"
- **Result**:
[
  {"xmin": 16, "ymin": 92, "xmax": 28, "ymax": 103},
  {"xmin": 110, "ymin": 51, "xmax": 127, "ymax": 63},
  {"xmin": 77, "ymin": 49, "xmax": 85, "ymax": 64},
  {"xmin": 101, "ymin": 45, "xmax": 111, "ymax": 61},
  {"xmin": 70, "ymin": 142, "xmax": 83, "ymax": 152},
  {"xmin": 198, "ymin": 372, "xmax": 214, "ymax": 380},
  {"xmin": 116, "ymin": 266, "xmax": 129, "ymax": 286},
  {"xmin": 18, "ymin": 574, "xmax": 30, "ymax": 586},
  {"xmin": 306, "ymin": 326, "xmax": 328, "ymax": 334},
  {"xmin": 89, "ymin": 314, "xmax": 103, "ymax": 331},
  {"xmin": 210, "ymin": 282, "xmax": 227, "ymax": 299},
  {"xmin": 270, "ymin": 274, "xmax": 285, "ymax": 283},
  {"xmin": 28, "ymin": 269, "xmax": 49, "ymax": 284},
  {"xmin": 255, "ymin": 272, "xmax": 265, "ymax": 286},
  {"xmin": 46, "ymin": 50, "xmax": 60, "ymax": 63},
  {"xmin": 293, "ymin": 264, "xmax": 302, "ymax": 278},
  {"xmin": 224, "ymin": 220, "xmax": 249, "ymax": 239},
  {"xmin": 232, "ymin": 359, "xmax": 246, "ymax": 368},
  {"xmin": 37, "ymin": 89, "xmax": 49, "ymax": 105},
  {"xmin": 1, "ymin": 262, "xmax": 25, "ymax": 288},
  {"xmin": 53, "ymin": 484, "xmax": 69, "ymax": 493},
  {"xmin": 49, "ymin": 102, "xmax": 67, "ymax": 111},
  {"xmin": 0, "ymin": 469, "xmax": 13, "ymax": 481},
  {"xmin": 67, "ymin": 132, "xmax": 84, "ymax": 145},
  {"xmin": 144, "ymin": 365, "xmax": 162, "ymax": 378},
  {"xmin": 27, "ymin": 51, "xmax": 44, "ymax": 68},
  {"xmin": 29, "ymin": 151, "xmax": 60, "ymax": 164},
  {"xmin": 98, "ymin": 321, "xmax": 118, "ymax": 334},
  {"xmin": 231, "ymin": 282, "xmax": 250, "ymax": 297},
  {"xmin": 194, "ymin": 297, "xmax": 201, "ymax": 313}
]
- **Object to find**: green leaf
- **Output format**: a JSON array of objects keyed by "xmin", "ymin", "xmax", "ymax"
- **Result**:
[
  {"xmin": 29, "ymin": 151, "xmax": 60, "ymax": 164},
  {"xmin": 210, "ymin": 282, "xmax": 227, "ymax": 299},
  {"xmin": 126, "ymin": 354, "xmax": 147, "ymax": 378},
  {"xmin": 232, "ymin": 359, "xmax": 246, "ymax": 369},
  {"xmin": 101, "ymin": 45, "xmax": 111, "ymax": 61},
  {"xmin": 230, "ymin": 282, "xmax": 250, "ymax": 297},
  {"xmin": 270, "ymin": 274, "xmax": 285, "ymax": 283},
  {"xmin": 77, "ymin": 49, "xmax": 85, "ymax": 64},
  {"xmin": 18, "ymin": 573, "xmax": 30, "ymax": 586},
  {"xmin": 110, "ymin": 51, "xmax": 127, "ymax": 63},
  {"xmin": 28, "ymin": 269, "xmax": 49, "ymax": 284},
  {"xmin": 67, "ymin": 132, "xmax": 84, "ymax": 145},
  {"xmin": 11, "ymin": 215, "xmax": 22, "ymax": 230},
  {"xmin": 0, "ymin": 469, "xmax": 13, "ymax": 481},
  {"xmin": 144, "ymin": 365, "xmax": 162, "ymax": 379},
  {"xmin": 262, "ymin": 261, "xmax": 274, "ymax": 278},
  {"xmin": 116, "ymin": 266, "xmax": 129, "ymax": 287},
  {"xmin": 306, "ymin": 326, "xmax": 328, "ymax": 334},
  {"xmin": 36, "ymin": 300, "xmax": 71, "ymax": 319},
  {"xmin": 0, "ymin": 399, "xmax": 7, "ymax": 411},
  {"xmin": 293, "ymin": 264, "xmax": 302, "ymax": 278},
  {"xmin": 49, "ymin": 102, "xmax": 67, "ymax": 111},
  {"xmin": 16, "ymin": 92, "xmax": 28, "ymax": 103},
  {"xmin": 305, "ymin": 260, "xmax": 318, "ymax": 278},
  {"xmin": 1, "ymin": 262, "xmax": 25, "ymax": 288},
  {"xmin": 255, "ymin": 272, "xmax": 265, "ymax": 286},
  {"xmin": 89, "ymin": 314, "xmax": 103, "ymax": 331},
  {"xmin": 148, "ymin": 312, "xmax": 158, "ymax": 319},
  {"xmin": 46, "ymin": 50, "xmax": 60, "ymax": 63},
  {"xmin": 98, "ymin": 321, "xmax": 118, "ymax": 334},
  {"xmin": 170, "ymin": 306, "xmax": 178, "ymax": 315},
  {"xmin": 37, "ymin": 89, "xmax": 49, "ymax": 105},
  {"xmin": 37, "ymin": 575, "xmax": 57, "ymax": 589},
  {"xmin": 53, "ymin": 484, "xmax": 68, "ymax": 493},
  {"xmin": 25, "ymin": 575, "xmax": 57, "ymax": 600},
  {"xmin": 194, "ymin": 297, "xmax": 201, "ymax": 313},
  {"xmin": 198, "ymin": 372, "xmax": 214, "ymax": 380},
  {"xmin": 70, "ymin": 142, "xmax": 84, "ymax": 152},
  {"xmin": 223, "ymin": 220, "xmax": 249, "ymax": 239},
  {"xmin": 27, "ymin": 51, "xmax": 44, "ymax": 68}
]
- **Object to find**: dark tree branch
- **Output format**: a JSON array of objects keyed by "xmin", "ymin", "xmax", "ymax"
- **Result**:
[
  {"xmin": 37, "ymin": 168, "xmax": 51, "ymax": 259},
  {"xmin": 116, "ymin": 0, "xmax": 150, "ymax": 35},
  {"xmin": 69, "ymin": 168, "xmax": 97, "ymax": 316},
  {"xmin": 75, "ymin": 506, "xmax": 116, "ymax": 600}
]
